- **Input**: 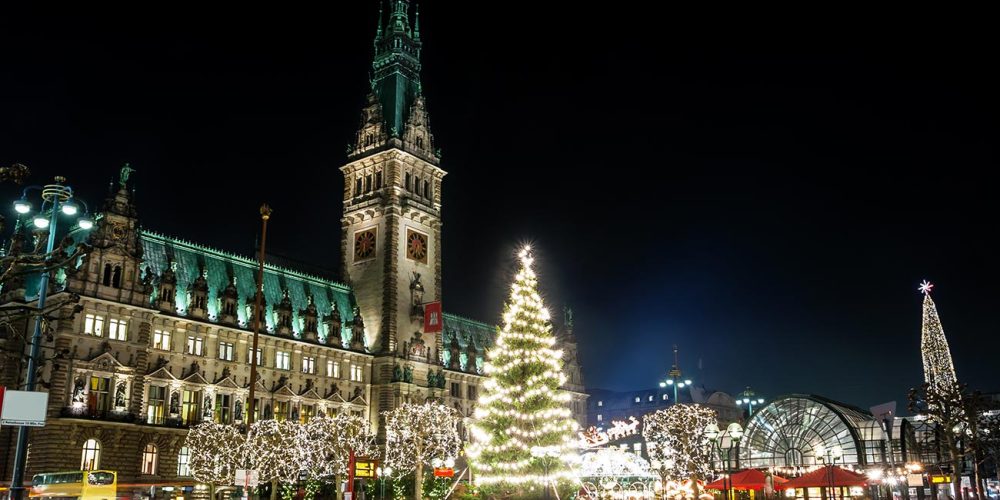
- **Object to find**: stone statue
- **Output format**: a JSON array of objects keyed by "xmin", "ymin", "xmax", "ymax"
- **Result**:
[
  {"xmin": 409, "ymin": 272, "xmax": 424, "ymax": 316},
  {"xmin": 119, "ymin": 163, "xmax": 135, "ymax": 188},
  {"xmin": 427, "ymin": 370, "xmax": 437, "ymax": 388},
  {"xmin": 189, "ymin": 361, "xmax": 200, "ymax": 377},
  {"xmin": 403, "ymin": 365, "xmax": 413, "ymax": 384},
  {"xmin": 72, "ymin": 377, "xmax": 86, "ymax": 403},
  {"xmin": 290, "ymin": 406, "xmax": 299, "ymax": 421},
  {"xmin": 393, "ymin": 363, "xmax": 403, "ymax": 382},
  {"xmin": 353, "ymin": 387, "xmax": 363, "ymax": 400},
  {"xmin": 114, "ymin": 382, "xmax": 127, "ymax": 408},
  {"xmin": 438, "ymin": 369, "xmax": 447, "ymax": 388},
  {"xmin": 564, "ymin": 306, "xmax": 574, "ymax": 329},
  {"xmin": 350, "ymin": 307, "xmax": 366, "ymax": 350},
  {"xmin": 234, "ymin": 400, "xmax": 244, "ymax": 421},
  {"xmin": 169, "ymin": 392, "xmax": 180, "ymax": 415},
  {"xmin": 203, "ymin": 396, "xmax": 213, "ymax": 417}
]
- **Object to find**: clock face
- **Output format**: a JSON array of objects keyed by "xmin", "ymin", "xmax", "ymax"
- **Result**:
[
  {"xmin": 111, "ymin": 223, "xmax": 127, "ymax": 241},
  {"xmin": 406, "ymin": 229, "xmax": 428, "ymax": 264},
  {"xmin": 354, "ymin": 229, "xmax": 376, "ymax": 262}
]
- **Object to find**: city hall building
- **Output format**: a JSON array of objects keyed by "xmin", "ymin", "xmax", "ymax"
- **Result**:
[{"xmin": 0, "ymin": 2, "xmax": 587, "ymax": 497}]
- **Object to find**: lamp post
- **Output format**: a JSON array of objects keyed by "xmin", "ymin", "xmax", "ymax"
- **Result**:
[
  {"xmin": 246, "ymin": 203, "xmax": 271, "ymax": 431},
  {"xmin": 376, "ymin": 466, "xmax": 392, "ymax": 499},
  {"xmin": 814, "ymin": 444, "xmax": 843, "ymax": 500},
  {"xmin": 735, "ymin": 387, "xmax": 766, "ymax": 418},
  {"xmin": 531, "ymin": 447, "xmax": 560, "ymax": 500},
  {"xmin": 8, "ymin": 177, "xmax": 93, "ymax": 500},
  {"xmin": 659, "ymin": 345, "xmax": 692, "ymax": 405},
  {"xmin": 706, "ymin": 422, "xmax": 744, "ymax": 500}
]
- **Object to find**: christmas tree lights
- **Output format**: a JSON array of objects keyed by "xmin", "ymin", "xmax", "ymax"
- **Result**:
[
  {"xmin": 468, "ymin": 246, "xmax": 580, "ymax": 491},
  {"xmin": 919, "ymin": 281, "xmax": 957, "ymax": 390}
]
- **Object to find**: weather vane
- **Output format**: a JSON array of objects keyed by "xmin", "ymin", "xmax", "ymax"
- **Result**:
[{"xmin": 918, "ymin": 280, "xmax": 934, "ymax": 295}]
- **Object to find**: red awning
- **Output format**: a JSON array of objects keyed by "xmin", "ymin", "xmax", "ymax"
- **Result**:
[
  {"xmin": 706, "ymin": 469, "xmax": 789, "ymax": 491},
  {"xmin": 783, "ymin": 466, "xmax": 868, "ymax": 489}
]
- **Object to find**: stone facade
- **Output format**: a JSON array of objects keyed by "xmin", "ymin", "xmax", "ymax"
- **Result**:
[{"xmin": 0, "ymin": 1, "xmax": 588, "ymax": 496}]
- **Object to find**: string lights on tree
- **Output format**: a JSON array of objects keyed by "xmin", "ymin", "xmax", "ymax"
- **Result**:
[
  {"xmin": 383, "ymin": 402, "xmax": 461, "ymax": 500},
  {"xmin": 918, "ymin": 280, "xmax": 958, "ymax": 391},
  {"xmin": 467, "ymin": 245, "xmax": 580, "ymax": 493},
  {"xmin": 185, "ymin": 422, "xmax": 245, "ymax": 487},
  {"xmin": 642, "ymin": 404, "xmax": 718, "ymax": 487}
]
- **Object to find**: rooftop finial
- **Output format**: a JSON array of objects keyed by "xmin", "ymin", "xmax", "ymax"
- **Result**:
[
  {"xmin": 414, "ymin": 3, "xmax": 421, "ymax": 40},
  {"xmin": 376, "ymin": 0, "xmax": 384, "ymax": 40}
]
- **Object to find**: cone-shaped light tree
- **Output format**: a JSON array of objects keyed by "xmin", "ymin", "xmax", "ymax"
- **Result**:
[
  {"xmin": 919, "ymin": 280, "xmax": 958, "ymax": 390},
  {"xmin": 468, "ymin": 245, "xmax": 579, "ymax": 492}
]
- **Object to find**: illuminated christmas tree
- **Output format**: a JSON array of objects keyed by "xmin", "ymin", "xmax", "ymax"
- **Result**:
[
  {"xmin": 468, "ymin": 246, "xmax": 579, "ymax": 493},
  {"xmin": 919, "ymin": 280, "xmax": 957, "ymax": 390}
]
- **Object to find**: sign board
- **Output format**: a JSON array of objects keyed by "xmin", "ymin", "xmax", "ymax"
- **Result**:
[
  {"xmin": 344, "ymin": 494, "xmax": 352, "ymax": 500},
  {"xmin": 235, "ymin": 469, "xmax": 259, "ymax": 488},
  {"xmin": 433, "ymin": 467, "xmax": 454, "ymax": 478},
  {"xmin": 354, "ymin": 459, "xmax": 377, "ymax": 479},
  {"xmin": 0, "ymin": 390, "xmax": 48, "ymax": 427},
  {"xmin": 908, "ymin": 474, "xmax": 924, "ymax": 487},
  {"xmin": 930, "ymin": 475, "xmax": 952, "ymax": 484},
  {"xmin": 962, "ymin": 476, "xmax": 971, "ymax": 489}
]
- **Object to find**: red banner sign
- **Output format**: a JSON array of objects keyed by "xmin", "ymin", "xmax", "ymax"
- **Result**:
[
  {"xmin": 433, "ymin": 467, "xmax": 454, "ymax": 478},
  {"xmin": 424, "ymin": 301, "xmax": 443, "ymax": 333}
]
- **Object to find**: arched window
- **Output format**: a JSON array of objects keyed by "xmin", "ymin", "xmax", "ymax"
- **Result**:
[
  {"xmin": 177, "ymin": 447, "xmax": 191, "ymax": 476},
  {"xmin": 102, "ymin": 264, "xmax": 112, "ymax": 286},
  {"xmin": 112, "ymin": 266, "xmax": 122, "ymax": 288},
  {"xmin": 141, "ymin": 443, "xmax": 158, "ymax": 475},
  {"xmin": 81, "ymin": 439, "xmax": 100, "ymax": 470}
]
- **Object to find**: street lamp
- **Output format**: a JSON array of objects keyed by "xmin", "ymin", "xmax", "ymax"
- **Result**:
[
  {"xmin": 376, "ymin": 466, "xmax": 392, "ymax": 499},
  {"xmin": 659, "ymin": 345, "xmax": 691, "ymax": 405},
  {"xmin": 814, "ymin": 444, "xmax": 843, "ymax": 500},
  {"xmin": 706, "ymin": 422, "xmax": 744, "ymax": 500},
  {"xmin": 531, "ymin": 446, "xmax": 561, "ymax": 500},
  {"xmin": 735, "ymin": 386, "xmax": 766, "ymax": 417},
  {"xmin": 7, "ymin": 176, "xmax": 92, "ymax": 500}
]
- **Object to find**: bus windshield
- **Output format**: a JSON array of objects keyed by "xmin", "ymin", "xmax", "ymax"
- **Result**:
[{"xmin": 87, "ymin": 472, "xmax": 114, "ymax": 485}]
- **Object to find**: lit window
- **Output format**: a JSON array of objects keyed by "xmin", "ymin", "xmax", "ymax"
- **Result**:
[
  {"xmin": 635, "ymin": 397, "xmax": 640, "ymax": 403},
  {"xmin": 467, "ymin": 385, "xmax": 477, "ymax": 401},
  {"xmin": 84, "ymin": 314, "xmax": 105, "ymax": 336},
  {"xmin": 107, "ymin": 318, "xmax": 127, "ymax": 341},
  {"xmin": 247, "ymin": 348, "xmax": 262, "ymax": 365},
  {"xmin": 649, "ymin": 395, "xmax": 654, "ymax": 402},
  {"xmin": 186, "ymin": 336, "xmax": 203, "ymax": 356},
  {"xmin": 302, "ymin": 356, "xmax": 316, "ymax": 374},
  {"xmin": 141, "ymin": 443, "xmax": 158, "ymax": 475},
  {"xmin": 633, "ymin": 443, "xmax": 642, "ymax": 452},
  {"xmin": 81, "ymin": 439, "xmax": 101, "ymax": 470},
  {"xmin": 147, "ymin": 386, "xmax": 166, "ymax": 424},
  {"xmin": 597, "ymin": 400, "xmax": 603, "ymax": 407},
  {"xmin": 597, "ymin": 414, "xmax": 603, "ymax": 422},
  {"xmin": 350, "ymin": 364, "xmax": 363, "ymax": 382},
  {"xmin": 218, "ymin": 342, "xmax": 234, "ymax": 361},
  {"xmin": 276, "ymin": 351, "xmax": 290, "ymax": 370},
  {"xmin": 662, "ymin": 394, "xmax": 668, "ymax": 401},
  {"xmin": 153, "ymin": 330, "xmax": 171, "ymax": 350},
  {"xmin": 177, "ymin": 447, "xmax": 190, "ymax": 476},
  {"xmin": 327, "ymin": 360, "xmax": 341, "ymax": 378}
]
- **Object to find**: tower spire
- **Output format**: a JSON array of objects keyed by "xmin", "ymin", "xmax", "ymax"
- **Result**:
[{"xmin": 919, "ymin": 281, "xmax": 957, "ymax": 390}]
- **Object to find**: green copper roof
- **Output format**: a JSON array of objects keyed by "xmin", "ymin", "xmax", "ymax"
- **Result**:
[
  {"xmin": 442, "ymin": 312, "xmax": 496, "ymax": 372},
  {"xmin": 371, "ymin": 0, "xmax": 423, "ymax": 136},
  {"xmin": 140, "ymin": 231, "xmax": 358, "ymax": 345}
]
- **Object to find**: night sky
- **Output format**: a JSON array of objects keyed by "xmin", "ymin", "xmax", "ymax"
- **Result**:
[{"xmin": 2, "ymin": 6, "xmax": 997, "ymax": 411}]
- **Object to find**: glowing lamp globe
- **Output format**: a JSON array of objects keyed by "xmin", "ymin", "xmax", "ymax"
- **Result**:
[
  {"xmin": 77, "ymin": 216, "xmax": 94, "ymax": 230},
  {"xmin": 61, "ymin": 201, "xmax": 78, "ymax": 215},
  {"xmin": 14, "ymin": 198, "xmax": 31, "ymax": 214},
  {"xmin": 33, "ymin": 215, "xmax": 50, "ymax": 228}
]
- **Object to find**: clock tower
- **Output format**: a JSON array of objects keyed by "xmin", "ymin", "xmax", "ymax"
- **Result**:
[{"xmin": 341, "ymin": 0, "xmax": 444, "ymax": 364}]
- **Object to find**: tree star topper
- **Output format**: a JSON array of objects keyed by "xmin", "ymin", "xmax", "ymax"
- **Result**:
[{"xmin": 919, "ymin": 280, "xmax": 934, "ymax": 295}]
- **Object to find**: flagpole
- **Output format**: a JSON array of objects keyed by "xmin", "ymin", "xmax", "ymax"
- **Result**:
[{"xmin": 247, "ymin": 203, "xmax": 271, "ymax": 432}]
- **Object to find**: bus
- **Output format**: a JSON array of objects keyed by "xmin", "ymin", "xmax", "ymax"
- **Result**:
[{"xmin": 29, "ymin": 470, "xmax": 116, "ymax": 500}]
